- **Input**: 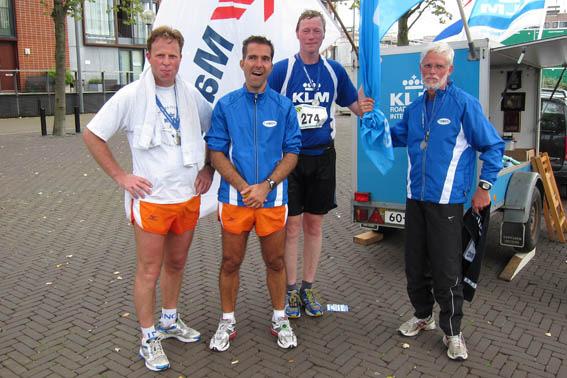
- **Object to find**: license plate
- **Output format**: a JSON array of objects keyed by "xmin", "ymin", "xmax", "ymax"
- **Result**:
[{"xmin": 385, "ymin": 210, "xmax": 405, "ymax": 225}]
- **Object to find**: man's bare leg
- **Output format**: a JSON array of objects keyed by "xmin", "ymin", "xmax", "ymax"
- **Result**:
[
  {"xmin": 284, "ymin": 215, "xmax": 302, "ymax": 286},
  {"xmin": 219, "ymin": 230, "xmax": 248, "ymax": 313},
  {"xmin": 260, "ymin": 228, "xmax": 287, "ymax": 310},
  {"xmin": 133, "ymin": 224, "xmax": 165, "ymax": 328},
  {"xmin": 160, "ymin": 229, "xmax": 195, "ymax": 308},
  {"xmin": 302, "ymin": 213, "xmax": 323, "ymax": 283}
]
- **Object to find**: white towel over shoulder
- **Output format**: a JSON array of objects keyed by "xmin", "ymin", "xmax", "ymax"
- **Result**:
[{"xmin": 131, "ymin": 68, "xmax": 206, "ymax": 168}]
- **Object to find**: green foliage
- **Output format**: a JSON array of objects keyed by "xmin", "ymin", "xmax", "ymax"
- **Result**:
[
  {"xmin": 87, "ymin": 78, "xmax": 102, "ymax": 84},
  {"xmin": 48, "ymin": 69, "xmax": 74, "ymax": 85}
]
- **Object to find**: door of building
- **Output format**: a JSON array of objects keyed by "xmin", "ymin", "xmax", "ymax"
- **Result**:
[{"xmin": 0, "ymin": 42, "xmax": 17, "ymax": 91}]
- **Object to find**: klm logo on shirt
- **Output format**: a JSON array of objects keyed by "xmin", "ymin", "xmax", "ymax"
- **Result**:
[{"xmin": 292, "ymin": 91, "xmax": 330, "ymax": 104}]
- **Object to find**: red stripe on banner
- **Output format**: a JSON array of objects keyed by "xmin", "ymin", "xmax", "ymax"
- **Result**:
[
  {"xmin": 211, "ymin": 6, "xmax": 247, "ymax": 20},
  {"xmin": 264, "ymin": 0, "xmax": 274, "ymax": 21},
  {"xmin": 219, "ymin": 0, "xmax": 254, "ymax": 4}
]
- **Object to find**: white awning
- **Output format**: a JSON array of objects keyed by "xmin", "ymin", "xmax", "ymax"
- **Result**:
[{"xmin": 490, "ymin": 36, "xmax": 567, "ymax": 69}]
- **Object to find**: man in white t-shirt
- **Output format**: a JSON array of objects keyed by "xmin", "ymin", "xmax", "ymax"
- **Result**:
[{"xmin": 83, "ymin": 26, "xmax": 213, "ymax": 372}]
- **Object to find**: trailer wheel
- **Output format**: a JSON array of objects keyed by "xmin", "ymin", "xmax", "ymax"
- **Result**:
[{"xmin": 515, "ymin": 187, "xmax": 542, "ymax": 252}]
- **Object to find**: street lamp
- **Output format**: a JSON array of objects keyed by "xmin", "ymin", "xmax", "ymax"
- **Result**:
[{"xmin": 141, "ymin": 8, "xmax": 156, "ymax": 38}]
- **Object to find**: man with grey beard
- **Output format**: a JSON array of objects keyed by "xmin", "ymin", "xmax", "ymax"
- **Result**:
[{"xmin": 389, "ymin": 42, "xmax": 504, "ymax": 361}]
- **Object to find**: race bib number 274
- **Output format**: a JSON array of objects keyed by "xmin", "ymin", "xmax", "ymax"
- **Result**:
[{"xmin": 295, "ymin": 104, "xmax": 328, "ymax": 130}]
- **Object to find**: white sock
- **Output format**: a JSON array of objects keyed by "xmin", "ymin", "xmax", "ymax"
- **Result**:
[
  {"xmin": 222, "ymin": 312, "xmax": 235, "ymax": 323},
  {"xmin": 273, "ymin": 309, "xmax": 286, "ymax": 321},
  {"xmin": 141, "ymin": 325, "xmax": 157, "ymax": 341},
  {"xmin": 160, "ymin": 308, "xmax": 177, "ymax": 328}
]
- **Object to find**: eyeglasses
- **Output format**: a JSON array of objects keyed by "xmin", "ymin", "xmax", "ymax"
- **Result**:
[{"xmin": 421, "ymin": 63, "xmax": 448, "ymax": 71}]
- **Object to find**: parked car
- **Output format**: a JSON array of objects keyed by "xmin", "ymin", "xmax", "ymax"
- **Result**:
[{"xmin": 539, "ymin": 88, "xmax": 567, "ymax": 191}]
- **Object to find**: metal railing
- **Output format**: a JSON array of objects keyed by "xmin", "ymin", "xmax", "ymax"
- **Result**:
[{"xmin": 0, "ymin": 69, "xmax": 140, "ymax": 118}]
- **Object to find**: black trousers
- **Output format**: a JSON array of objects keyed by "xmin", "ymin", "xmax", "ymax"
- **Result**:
[{"xmin": 405, "ymin": 199, "xmax": 464, "ymax": 336}]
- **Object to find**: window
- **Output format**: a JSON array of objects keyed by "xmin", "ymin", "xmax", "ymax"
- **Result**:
[
  {"xmin": 84, "ymin": 0, "xmax": 154, "ymax": 46},
  {"xmin": 0, "ymin": 0, "xmax": 14, "ymax": 37},
  {"xmin": 119, "ymin": 49, "xmax": 143, "ymax": 85},
  {"xmin": 560, "ymin": 21, "xmax": 567, "ymax": 28},
  {"xmin": 84, "ymin": 0, "xmax": 115, "ymax": 44}
]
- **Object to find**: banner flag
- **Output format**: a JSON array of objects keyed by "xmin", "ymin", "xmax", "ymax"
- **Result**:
[
  {"xmin": 359, "ymin": 0, "xmax": 394, "ymax": 175},
  {"xmin": 435, "ymin": 0, "xmax": 548, "ymax": 42},
  {"xmin": 153, "ymin": 0, "xmax": 341, "ymax": 105}
]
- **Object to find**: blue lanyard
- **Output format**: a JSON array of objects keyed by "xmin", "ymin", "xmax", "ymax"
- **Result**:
[
  {"xmin": 155, "ymin": 85, "xmax": 180, "ymax": 130},
  {"xmin": 296, "ymin": 54, "xmax": 321, "ymax": 91}
]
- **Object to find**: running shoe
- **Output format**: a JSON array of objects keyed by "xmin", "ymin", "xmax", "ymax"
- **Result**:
[
  {"xmin": 271, "ymin": 317, "xmax": 297, "ymax": 349},
  {"xmin": 300, "ymin": 288, "xmax": 323, "ymax": 317},
  {"xmin": 157, "ymin": 316, "xmax": 201, "ymax": 343},
  {"xmin": 285, "ymin": 289, "xmax": 301, "ymax": 319},
  {"xmin": 209, "ymin": 319, "xmax": 237, "ymax": 352},
  {"xmin": 139, "ymin": 336, "xmax": 170, "ymax": 372},
  {"xmin": 398, "ymin": 315, "xmax": 436, "ymax": 337},
  {"xmin": 443, "ymin": 332, "xmax": 468, "ymax": 361}
]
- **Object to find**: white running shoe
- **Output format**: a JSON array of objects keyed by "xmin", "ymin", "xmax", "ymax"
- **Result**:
[
  {"xmin": 209, "ymin": 319, "xmax": 237, "ymax": 352},
  {"xmin": 271, "ymin": 317, "xmax": 297, "ymax": 349},
  {"xmin": 398, "ymin": 315, "xmax": 436, "ymax": 337},
  {"xmin": 443, "ymin": 332, "xmax": 468, "ymax": 361},
  {"xmin": 157, "ymin": 316, "xmax": 201, "ymax": 343},
  {"xmin": 139, "ymin": 336, "xmax": 170, "ymax": 372}
]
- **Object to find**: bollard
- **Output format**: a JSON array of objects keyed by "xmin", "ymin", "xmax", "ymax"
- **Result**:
[
  {"xmin": 74, "ymin": 106, "xmax": 81, "ymax": 133},
  {"xmin": 40, "ymin": 107, "xmax": 47, "ymax": 136}
]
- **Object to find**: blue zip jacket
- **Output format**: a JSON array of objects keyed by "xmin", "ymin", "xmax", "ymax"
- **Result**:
[
  {"xmin": 205, "ymin": 85, "xmax": 301, "ymax": 207},
  {"xmin": 391, "ymin": 82, "xmax": 504, "ymax": 204}
]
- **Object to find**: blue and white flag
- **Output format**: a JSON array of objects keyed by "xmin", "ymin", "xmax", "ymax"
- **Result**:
[
  {"xmin": 378, "ymin": 0, "xmax": 426, "ymax": 40},
  {"xmin": 435, "ymin": 0, "xmax": 548, "ymax": 42},
  {"xmin": 359, "ymin": 0, "xmax": 394, "ymax": 175}
]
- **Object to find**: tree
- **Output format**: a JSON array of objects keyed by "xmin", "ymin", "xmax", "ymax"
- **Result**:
[
  {"xmin": 397, "ymin": 0, "xmax": 452, "ymax": 46},
  {"xmin": 44, "ymin": 0, "xmax": 143, "ymax": 136}
]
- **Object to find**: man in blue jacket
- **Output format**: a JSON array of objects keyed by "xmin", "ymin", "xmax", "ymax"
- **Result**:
[
  {"xmin": 391, "ymin": 42, "xmax": 504, "ymax": 361},
  {"xmin": 205, "ymin": 36, "xmax": 302, "ymax": 352}
]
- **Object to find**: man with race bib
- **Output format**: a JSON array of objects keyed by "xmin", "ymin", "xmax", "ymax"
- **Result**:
[{"xmin": 269, "ymin": 9, "xmax": 374, "ymax": 319}]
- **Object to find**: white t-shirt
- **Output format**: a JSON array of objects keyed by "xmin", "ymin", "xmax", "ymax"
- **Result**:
[{"xmin": 87, "ymin": 82, "xmax": 212, "ymax": 204}]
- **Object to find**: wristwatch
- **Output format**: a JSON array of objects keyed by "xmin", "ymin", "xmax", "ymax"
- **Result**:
[
  {"xmin": 265, "ymin": 178, "xmax": 276, "ymax": 190},
  {"xmin": 478, "ymin": 181, "xmax": 492, "ymax": 191}
]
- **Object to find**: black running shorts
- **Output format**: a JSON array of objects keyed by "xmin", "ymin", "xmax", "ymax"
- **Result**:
[{"xmin": 287, "ymin": 147, "xmax": 337, "ymax": 216}]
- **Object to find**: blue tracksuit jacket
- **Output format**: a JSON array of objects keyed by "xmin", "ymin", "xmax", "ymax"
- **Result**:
[
  {"xmin": 205, "ymin": 85, "xmax": 302, "ymax": 207},
  {"xmin": 390, "ymin": 82, "xmax": 504, "ymax": 204}
]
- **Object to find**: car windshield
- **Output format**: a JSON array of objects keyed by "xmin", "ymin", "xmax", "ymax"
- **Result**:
[{"xmin": 541, "ymin": 99, "xmax": 566, "ymax": 133}]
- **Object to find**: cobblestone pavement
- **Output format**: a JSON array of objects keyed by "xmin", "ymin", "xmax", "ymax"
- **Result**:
[{"xmin": 1, "ymin": 115, "xmax": 566, "ymax": 377}]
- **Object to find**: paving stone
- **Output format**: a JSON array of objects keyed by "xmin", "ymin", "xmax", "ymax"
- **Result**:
[{"xmin": 1, "ymin": 119, "xmax": 567, "ymax": 377}]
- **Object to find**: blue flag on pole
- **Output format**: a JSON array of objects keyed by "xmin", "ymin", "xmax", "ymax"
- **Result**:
[
  {"xmin": 359, "ymin": 0, "xmax": 394, "ymax": 175},
  {"xmin": 435, "ymin": 0, "xmax": 547, "ymax": 42}
]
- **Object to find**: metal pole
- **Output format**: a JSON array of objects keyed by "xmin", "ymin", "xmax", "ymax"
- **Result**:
[
  {"xmin": 74, "ymin": 17, "xmax": 84, "ymax": 113},
  {"xmin": 40, "ymin": 106, "xmax": 47, "ymax": 136},
  {"xmin": 455, "ymin": 0, "xmax": 477, "ymax": 60},
  {"xmin": 101, "ymin": 71, "xmax": 106, "ymax": 102},
  {"xmin": 46, "ymin": 71, "xmax": 52, "ymax": 114},
  {"xmin": 325, "ymin": 0, "xmax": 358, "ymax": 56},
  {"xmin": 74, "ymin": 105, "xmax": 81, "ymax": 133},
  {"xmin": 14, "ymin": 70, "xmax": 20, "ymax": 117}
]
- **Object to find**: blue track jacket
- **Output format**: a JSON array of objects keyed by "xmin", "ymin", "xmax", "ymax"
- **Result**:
[
  {"xmin": 205, "ymin": 85, "xmax": 302, "ymax": 207},
  {"xmin": 391, "ymin": 82, "xmax": 504, "ymax": 204}
]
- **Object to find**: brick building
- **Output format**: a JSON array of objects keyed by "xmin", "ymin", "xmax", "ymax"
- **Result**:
[
  {"xmin": 0, "ymin": 0, "xmax": 70, "ymax": 91},
  {"xmin": 0, "ymin": 0, "xmax": 156, "ymax": 93}
]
